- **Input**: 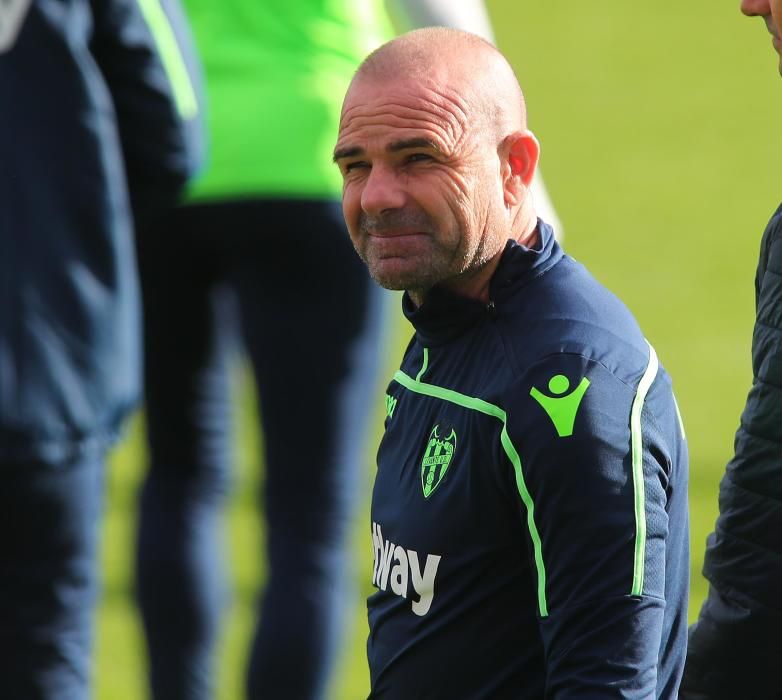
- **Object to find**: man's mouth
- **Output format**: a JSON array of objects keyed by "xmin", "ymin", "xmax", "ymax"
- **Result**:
[{"xmin": 368, "ymin": 228, "xmax": 426, "ymax": 238}]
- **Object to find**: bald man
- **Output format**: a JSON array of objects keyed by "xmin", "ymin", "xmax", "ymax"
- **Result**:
[
  {"xmin": 334, "ymin": 29, "xmax": 689, "ymax": 699},
  {"xmin": 681, "ymin": 2, "xmax": 782, "ymax": 699}
]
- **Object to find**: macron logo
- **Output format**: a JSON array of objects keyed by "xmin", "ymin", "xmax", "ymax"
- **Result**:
[{"xmin": 372, "ymin": 521, "xmax": 441, "ymax": 616}]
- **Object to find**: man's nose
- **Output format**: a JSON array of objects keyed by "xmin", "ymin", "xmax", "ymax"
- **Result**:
[
  {"xmin": 740, "ymin": 0, "xmax": 770, "ymax": 17},
  {"xmin": 361, "ymin": 164, "xmax": 406, "ymax": 216}
]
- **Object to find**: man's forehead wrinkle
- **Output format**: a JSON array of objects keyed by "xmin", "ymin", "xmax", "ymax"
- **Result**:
[
  {"xmin": 337, "ymin": 118, "xmax": 458, "ymax": 157},
  {"xmin": 342, "ymin": 82, "xmax": 470, "ymax": 123},
  {"xmin": 339, "ymin": 83, "xmax": 474, "ymax": 151},
  {"xmin": 417, "ymin": 83, "xmax": 473, "ymax": 140}
]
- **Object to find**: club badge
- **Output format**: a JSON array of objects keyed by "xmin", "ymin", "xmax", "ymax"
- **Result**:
[{"xmin": 421, "ymin": 425, "xmax": 457, "ymax": 498}]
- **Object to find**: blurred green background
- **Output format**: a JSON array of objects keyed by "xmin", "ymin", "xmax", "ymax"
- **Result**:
[{"xmin": 95, "ymin": 1, "xmax": 782, "ymax": 698}]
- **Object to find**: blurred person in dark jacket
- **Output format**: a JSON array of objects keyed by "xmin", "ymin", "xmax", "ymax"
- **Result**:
[
  {"xmin": 0, "ymin": 0, "xmax": 201, "ymax": 696},
  {"xmin": 681, "ymin": 0, "xmax": 782, "ymax": 697}
]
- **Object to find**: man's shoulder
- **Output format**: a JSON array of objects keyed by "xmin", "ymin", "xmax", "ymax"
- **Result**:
[
  {"xmin": 496, "ymin": 253, "xmax": 650, "ymax": 388},
  {"xmin": 755, "ymin": 201, "xmax": 782, "ymax": 297}
]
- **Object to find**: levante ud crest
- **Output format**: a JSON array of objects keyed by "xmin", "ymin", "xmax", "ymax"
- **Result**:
[{"xmin": 421, "ymin": 425, "xmax": 457, "ymax": 498}]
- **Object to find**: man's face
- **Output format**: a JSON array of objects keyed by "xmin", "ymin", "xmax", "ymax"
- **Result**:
[
  {"xmin": 334, "ymin": 75, "xmax": 508, "ymax": 298},
  {"xmin": 741, "ymin": 0, "xmax": 782, "ymax": 73}
]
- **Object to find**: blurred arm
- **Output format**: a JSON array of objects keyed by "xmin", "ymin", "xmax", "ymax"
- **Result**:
[{"xmin": 88, "ymin": 0, "xmax": 204, "ymax": 228}]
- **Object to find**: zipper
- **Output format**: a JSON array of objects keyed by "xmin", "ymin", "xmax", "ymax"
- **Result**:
[{"xmin": 486, "ymin": 300, "xmax": 497, "ymax": 317}]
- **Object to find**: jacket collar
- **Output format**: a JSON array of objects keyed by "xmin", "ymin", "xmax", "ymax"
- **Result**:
[{"xmin": 402, "ymin": 219, "xmax": 562, "ymax": 346}]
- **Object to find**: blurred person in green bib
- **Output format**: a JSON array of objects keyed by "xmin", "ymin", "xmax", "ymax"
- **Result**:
[{"xmin": 132, "ymin": 1, "xmax": 562, "ymax": 698}]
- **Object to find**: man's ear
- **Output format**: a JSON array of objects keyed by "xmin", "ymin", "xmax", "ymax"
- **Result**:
[{"xmin": 503, "ymin": 131, "xmax": 540, "ymax": 206}]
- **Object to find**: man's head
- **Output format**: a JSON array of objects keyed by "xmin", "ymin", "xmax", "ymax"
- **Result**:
[
  {"xmin": 741, "ymin": 0, "xmax": 782, "ymax": 73},
  {"xmin": 334, "ymin": 28, "xmax": 539, "ymax": 305}
]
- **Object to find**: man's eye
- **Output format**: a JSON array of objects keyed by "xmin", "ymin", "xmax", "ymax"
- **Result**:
[
  {"xmin": 344, "ymin": 161, "xmax": 369, "ymax": 173},
  {"xmin": 406, "ymin": 153, "xmax": 432, "ymax": 164}
]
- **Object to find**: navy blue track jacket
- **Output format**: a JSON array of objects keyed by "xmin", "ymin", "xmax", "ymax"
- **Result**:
[
  {"xmin": 368, "ymin": 223, "xmax": 689, "ymax": 699},
  {"xmin": 0, "ymin": 0, "xmax": 202, "ymax": 461}
]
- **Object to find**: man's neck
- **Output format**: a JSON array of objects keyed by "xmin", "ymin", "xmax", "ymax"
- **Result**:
[
  {"xmin": 406, "ymin": 259, "xmax": 500, "ymax": 307},
  {"xmin": 513, "ymin": 204, "xmax": 539, "ymax": 248}
]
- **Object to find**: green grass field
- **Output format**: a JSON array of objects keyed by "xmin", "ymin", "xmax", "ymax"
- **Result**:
[{"xmin": 94, "ymin": 2, "xmax": 782, "ymax": 697}]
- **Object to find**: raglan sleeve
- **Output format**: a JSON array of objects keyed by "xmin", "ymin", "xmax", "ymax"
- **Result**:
[
  {"xmin": 503, "ymin": 349, "xmax": 687, "ymax": 698},
  {"xmin": 88, "ymin": 0, "xmax": 204, "ymax": 228}
]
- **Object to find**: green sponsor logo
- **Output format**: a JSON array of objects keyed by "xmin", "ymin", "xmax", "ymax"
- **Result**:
[
  {"xmin": 385, "ymin": 393, "xmax": 397, "ymax": 419},
  {"xmin": 421, "ymin": 425, "xmax": 457, "ymax": 498},
  {"xmin": 530, "ymin": 374, "xmax": 590, "ymax": 438}
]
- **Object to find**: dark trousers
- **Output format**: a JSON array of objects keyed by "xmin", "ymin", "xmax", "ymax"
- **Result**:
[
  {"xmin": 0, "ymin": 453, "xmax": 104, "ymax": 700},
  {"xmin": 135, "ymin": 199, "xmax": 387, "ymax": 700}
]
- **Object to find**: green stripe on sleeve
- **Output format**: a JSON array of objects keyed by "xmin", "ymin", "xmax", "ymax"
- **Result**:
[
  {"xmin": 393, "ymin": 370, "xmax": 549, "ymax": 617},
  {"xmin": 499, "ymin": 424, "xmax": 548, "ymax": 616},
  {"xmin": 415, "ymin": 347, "xmax": 429, "ymax": 382},
  {"xmin": 630, "ymin": 341, "xmax": 659, "ymax": 597},
  {"xmin": 136, "ymin": 0, "xmax": 198, "ymax": 119}
]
